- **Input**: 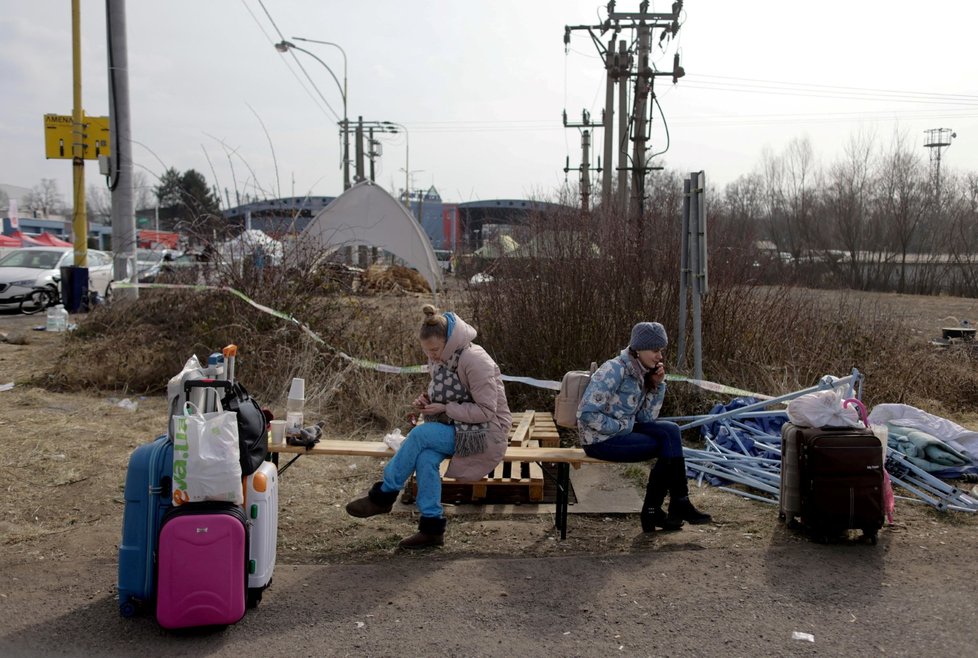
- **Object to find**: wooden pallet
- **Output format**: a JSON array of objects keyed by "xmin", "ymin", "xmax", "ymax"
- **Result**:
[{"xmin": 405, "ymin": 410, "xmax": 559, "ymax": 504}]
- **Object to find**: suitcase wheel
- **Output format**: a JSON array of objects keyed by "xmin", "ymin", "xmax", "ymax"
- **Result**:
[
  {"xmin": 119, "ymin": 599, "xmax": 138, "ymax": 619},
  {"xmin": 247, "ymin": 588, "xmax": 263, "ymax": 609},
  {"xmin": 863, "ymin": 529, "xmax": 879, "ymax": 546}
]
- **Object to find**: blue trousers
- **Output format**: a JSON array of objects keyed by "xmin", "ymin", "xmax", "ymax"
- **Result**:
[
  {"xmin": 380, "ymin": 422, "xmax": 455, "ymax": 518},
  {"xmin": 582, "ymin": 421, "xmax": 683, "ymax": 462}
]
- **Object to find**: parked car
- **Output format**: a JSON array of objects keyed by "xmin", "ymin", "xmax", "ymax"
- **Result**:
[
  {"xmin": 135, "ymin": 248, "xmax": 182, "ymax": 283},
  {"xmin": 0, "ymin": 247, "xmax": 114, "ymax": 309}
]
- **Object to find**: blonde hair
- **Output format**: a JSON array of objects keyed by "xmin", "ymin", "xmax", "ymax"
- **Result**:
[{"xmin": 419, "ymin": 304, "xmax": 449, "ymax": 340}]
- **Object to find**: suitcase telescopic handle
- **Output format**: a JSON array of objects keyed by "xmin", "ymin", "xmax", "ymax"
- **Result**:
[{"xmin": 184, "ymin": 379, "xmax": 233, "ymax": 395}]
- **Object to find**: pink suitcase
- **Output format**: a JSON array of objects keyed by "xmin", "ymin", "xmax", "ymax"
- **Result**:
[{"xmin": 156, "ymin": 502, "xmax": 248, "ymax": 629}]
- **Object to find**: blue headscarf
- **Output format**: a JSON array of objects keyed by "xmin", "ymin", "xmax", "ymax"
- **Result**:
[{"xmin": 444, "ymin": 311, "xmax": 456, "ymax": 339}]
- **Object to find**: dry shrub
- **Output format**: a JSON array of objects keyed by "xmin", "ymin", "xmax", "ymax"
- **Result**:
[
  {"xmin": 43, "ymin": 288, "xmax": 338, "ymax": 407},
  {"xmin": 360, "ymin": 265, "xmax": 431, "ymax": 294},
  {"xmin": 40, "ymin": 244, "xmax": 460, "ymax": 435},
  {"xmin": 468, "ymin": 190, "xmax": 978, "ymax": 416}
]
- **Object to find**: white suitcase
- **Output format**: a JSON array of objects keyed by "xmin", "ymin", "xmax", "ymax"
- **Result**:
[{"xmin": 244, "ymin": 461, "xmax": 278, "ymax": 607}]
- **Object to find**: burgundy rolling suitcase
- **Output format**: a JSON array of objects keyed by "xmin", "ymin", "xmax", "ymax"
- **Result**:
[
  {"xmin": 155, "ymin": 502, "xmax": 248, "ymax": 629},
  {"xmin": 781, "ymin": 422, "xmax": 885, "ymax": 544}
]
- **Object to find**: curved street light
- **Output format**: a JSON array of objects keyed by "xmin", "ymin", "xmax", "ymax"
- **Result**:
[{"xmin": 274, "ymin": 38, "xmax": 350, "ymax": 190}]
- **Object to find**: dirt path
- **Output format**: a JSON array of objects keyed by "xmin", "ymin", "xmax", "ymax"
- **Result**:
[{"xmin": 2, "ymin": 303, "xmax": 977, "ymax": 655}]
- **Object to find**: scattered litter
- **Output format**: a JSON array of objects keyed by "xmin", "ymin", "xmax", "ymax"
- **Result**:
[
  {"xmin": 792, "ymin": 631, "xmax": 815, "ymax": 642},
  {"xmin": 348, "ymin": 463, "xmax": 357, "ymax": 470},
  {"xmin": 116, "ymin": 398, "xmax": 138, "ymax": 411},
  {"xmin": 355, "ymin": 621, "xmax": 365, "ymax": 629},
  {"xmin": 0, "ymin": 382, "xmax": 14, "ymax": 392},
  {"xmin": 50, "ymin": 454, "xmax": 66, "ymax": 461}
]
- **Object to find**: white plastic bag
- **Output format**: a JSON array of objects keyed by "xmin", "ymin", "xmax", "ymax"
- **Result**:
[
  {"xmin": 786, "ymin": 389, "xmax": 861, "ymax": 428},
  {"xmin": 172, "ymin": 403, "xmax": 243, "ymax": 505},
  {"xmin": 166, "ymin": 355, "xmax": 203, "ymax": 440},
  {"xmin": 383, "ymin": 428, "xmax": 406, "ymax": 452}
]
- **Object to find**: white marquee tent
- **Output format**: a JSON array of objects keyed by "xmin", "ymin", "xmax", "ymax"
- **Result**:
[{"xmin": 299, "ymin": 181, "xmax": 442, "ymax": 292}]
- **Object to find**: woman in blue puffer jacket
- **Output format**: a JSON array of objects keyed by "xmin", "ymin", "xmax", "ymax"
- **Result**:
[{"xmin": 578, "ymin": 321, "xmax": 711, "ymax": 533}]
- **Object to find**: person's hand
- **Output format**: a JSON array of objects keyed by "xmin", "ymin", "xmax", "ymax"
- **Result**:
[
  {"xmin": 421, "ymin": 402, "xmax": 447, "ymax": 415},
  {"xmin": 413, "ymin": 393, "xmax": 430, "ymax": 409},
  {"xmin": 650, "ymin": 362, "xmax": 666, "ymax": 387}
]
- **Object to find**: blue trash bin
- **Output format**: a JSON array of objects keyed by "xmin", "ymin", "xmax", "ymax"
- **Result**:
[{"xmin": 60, "ymin": 266, "xmax": 90, "ymax": 313}]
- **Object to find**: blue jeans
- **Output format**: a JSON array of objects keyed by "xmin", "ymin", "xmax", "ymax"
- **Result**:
[
  {"xmin": 381, "ymin": 422, "xmax": 456, "ymax": 518},
  {"xmin": 582, "ymin": 421, "xmax": 683, "ymax": 462}
]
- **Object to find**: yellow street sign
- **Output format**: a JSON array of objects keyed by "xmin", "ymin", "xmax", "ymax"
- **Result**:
[{"xmin": 43, "ymin": 113, "xmax": 111, "ymax": 160}]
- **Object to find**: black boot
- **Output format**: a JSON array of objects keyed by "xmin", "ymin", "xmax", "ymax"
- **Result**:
[
  {"xmin": 641, "ymin": 458, "xmax": 683, "ymax": 531},
  {"xmin": 398, "ymin": 516, "xmax": 447, "ymax": 549},
  {"xmin": 666, "ymin": 458, "xmax": 712, "ymax": 526},
  {"xmin": 345, "ymin": 482, "xmax": 398, "ymax": 518}
]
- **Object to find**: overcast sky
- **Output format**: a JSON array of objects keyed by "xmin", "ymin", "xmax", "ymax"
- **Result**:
[{"xmin": 2, "ymin": 0, "xmax": 977, "ymax": 208}]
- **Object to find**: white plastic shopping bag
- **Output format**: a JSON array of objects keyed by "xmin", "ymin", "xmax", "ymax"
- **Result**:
[
  {"xmin": 786, "ymin": 389, "xmax": 862, "ymax": 428},
  {"xmin": 383, "ymin": 428, "xmax": 406, "ymax": 452},
  {"xmin": 172, "ymin": 403, "xmax": 243, "ymax": 505}
]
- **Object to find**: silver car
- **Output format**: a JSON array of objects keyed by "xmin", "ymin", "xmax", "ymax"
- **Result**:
[{"xmin": 0, "ymin": 247, "xmax": 115, "ymax": 308}]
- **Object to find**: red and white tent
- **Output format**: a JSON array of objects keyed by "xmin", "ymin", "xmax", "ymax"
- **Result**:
[
  {"xmin": 9, "ymin": 230, "xmax": 44, "ymax": 246},
  {"xmin": 31, "ymin": 232, "xmax": 72, "ymax": 247}
]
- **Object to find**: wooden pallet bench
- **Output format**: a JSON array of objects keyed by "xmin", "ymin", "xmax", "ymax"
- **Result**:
[
  {"xmin": 406, "ymin": 410, "xmax": 557, "ymax": 504},
  {"xmin": 268, "ymin": 411, "xmax": 606, "ymax": 539}
]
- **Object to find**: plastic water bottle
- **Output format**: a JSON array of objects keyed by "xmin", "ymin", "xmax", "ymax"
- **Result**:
[
  {"xmin": 46, "ymin": 304, "xmax": 68, "ymax": 333},
  {"xmin": 286, "ymin": 377, "xmax": 305, "ymax": 436}
]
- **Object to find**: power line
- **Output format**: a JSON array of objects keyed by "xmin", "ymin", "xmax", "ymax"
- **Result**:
[{"xmin": 241, "ymin": 0, "xmax": 340, "ymax": 122}]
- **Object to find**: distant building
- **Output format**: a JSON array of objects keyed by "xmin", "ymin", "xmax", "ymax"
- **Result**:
[{"xmin": 220, "ymin": 188, "xmax": 567, "ymax": 254}]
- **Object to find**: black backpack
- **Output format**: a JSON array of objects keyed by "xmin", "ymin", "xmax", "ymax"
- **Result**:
[{"xmin": 222, "ymin": 382, "xmax": 269, "ymax": 476}]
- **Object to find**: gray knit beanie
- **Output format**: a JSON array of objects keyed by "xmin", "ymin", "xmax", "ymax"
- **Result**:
[{"xmin": 629, "ymin": 321, "xmax": 668, "ymax": 352}]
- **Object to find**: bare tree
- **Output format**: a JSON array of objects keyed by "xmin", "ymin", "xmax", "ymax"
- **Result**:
[
  {"xmin": 87, "ymin": 183, "xmax": 112, "ymax": 225},
  {"xmin": 760, "ymin": 147, "xmax": 789, "ymax": 255},
  {"xmin": 822, "ymin": 131, "xmax": 876, "ymax": 288},
  {"xmin": 875, "ymin": 131, "xmax": 927, "ymax": 293},
  {"xmin": 22, "ymin": 179, "xmax": 66, "ymax": 217},
  {"xmin": 945, "ymin": 173, "xmax": 978, "ymax": 295},
  {"xmin": 782, "ymin": 137, "xmax": 819, "ymax": 262},
  {"xmin": 132, "ymin": 171, "xmax": 155, "ymax": 211}
]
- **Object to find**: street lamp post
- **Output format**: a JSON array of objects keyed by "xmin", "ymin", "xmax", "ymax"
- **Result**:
[{"xmin": 274, "ymin": 38, "xmax": 350, "ymax": 190}]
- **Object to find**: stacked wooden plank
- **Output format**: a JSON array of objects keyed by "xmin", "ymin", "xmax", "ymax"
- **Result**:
[{"xmin": 404, "ymin": 411, "xmax": 562, "ymax": 504}]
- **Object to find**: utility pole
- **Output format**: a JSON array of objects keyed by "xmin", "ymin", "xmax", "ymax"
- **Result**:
[
  {"xmin": 564, "ymin": 1, "xmax": 685, "ymax": 220},
  {"xmin": 563, "ymin": 109, "xmax": 596, "ymax": 211},
  {"xmin": 367, "ymin": 126, "xmax": 380, "ymax": 182},
  {"xmin": 923, "ymin": 127, "xmax": 956, "ymax": 210},
  {"xmin": 617, "ymin": 39, "xmax": 630, "ymax": 211},
  {"xmin": 629, "ymin": 20, "xmax": 652, "ymax": 228},
  {"xmin": 601, "ymin": 38, "xmax": 615, "ymax": 207},
  {"xmin": 354, "ymin": 115, "xmax": 365, "ymax": 184},
  {"xmin": 107, "ymin": 0, "xmax": 137, "ymax": 300}
]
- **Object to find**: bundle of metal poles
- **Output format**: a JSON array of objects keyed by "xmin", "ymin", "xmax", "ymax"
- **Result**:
[{"xmin": 662, "ymin": 368, "xmax": 978, "ymax": 514}]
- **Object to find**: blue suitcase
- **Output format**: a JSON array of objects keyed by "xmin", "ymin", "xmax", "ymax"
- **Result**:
[{"xmin": 118, "ymin": 434, "xmax": 173, "ymax": 617}]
